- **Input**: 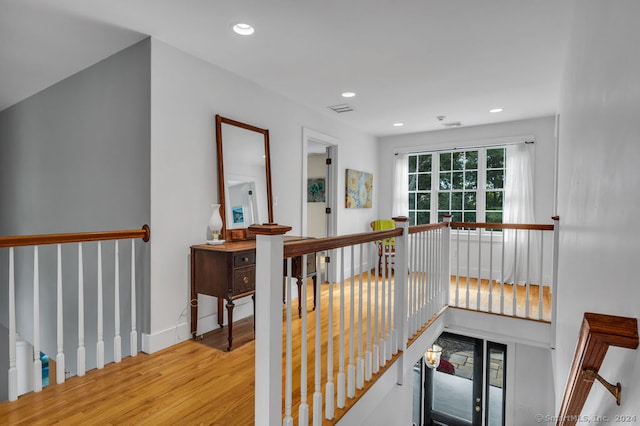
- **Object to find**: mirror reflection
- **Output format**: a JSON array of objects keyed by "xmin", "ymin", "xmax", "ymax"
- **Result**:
[{"xmin": 216, "ymin": 115, "xmax": 273, "ymax": 240}]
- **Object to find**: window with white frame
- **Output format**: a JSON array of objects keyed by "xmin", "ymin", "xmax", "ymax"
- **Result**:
[{"xmin": 408, "ymin": 147, "xmax": 506, "ymax": 225}]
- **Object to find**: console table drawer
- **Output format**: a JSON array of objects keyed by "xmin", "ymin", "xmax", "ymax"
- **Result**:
[
  {"xmin": 233, "ymin": 251, "xmax": 255, "ymax": 267},
  {"xmin": 233, "ymin": 267, "xmax": 255, "ymax": 295}
]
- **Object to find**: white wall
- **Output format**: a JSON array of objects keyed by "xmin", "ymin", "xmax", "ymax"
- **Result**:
[
  {"xmin": 147, "ymin": 39, "xmax": 377, "ymax": 351},
  {"xmin": 0, "ymin": 39, "xmax": 151, "ymax": 373},
  {"xmin": 554, "ymin": 0, "xmax": 640, "ymax": 417}
]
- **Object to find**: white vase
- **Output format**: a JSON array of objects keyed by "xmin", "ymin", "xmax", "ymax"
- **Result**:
[{"xmin": 208, "ymin": 203, "xmax": 223, "ymax": 240}]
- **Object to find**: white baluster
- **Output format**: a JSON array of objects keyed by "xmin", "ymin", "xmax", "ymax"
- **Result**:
[
  {"xmin": 56, "ymin": 244, "xmax": 65, "ymax": 384},
  {"xmin": 97, "ymin": 242, "xmax": 104, "ymax": 369},
  {"xmin": 347, "ymin": 246, "xmax": 355, "ymax": 399},
  {"xmin": 356, "ymin": 245, "xmax": 364, "ymax": 390},
  {"xmin": 379, "ymin": 254, "xmax": 386, "ymax": 367},
  {"xmin": 488, "ymin": 229, "xmax": 494, "ymax": 313},
  {"xmin": 337, "ymin": 248, "xmax": 345, "ymax": 408},
  {"xmin": 8, "ymin": 247, "xmax": 18, "ymax": 401},
  {"xmin": 325, "ymin": 248, "xmax": 335, "ymax": 420},
  {"xmin": 77, "ymin": 243, "xmax": 86, "ymax": 376},
  {"xmin": 130, "ymin": 239, "xmax": 137, "ymax": 356},
  {"xmin": 114, "ymin": 240, "xmax": 121, "ymax": 363},
  {"xmin": 299, "ymin": 256, "xmax": 309, "ymax": 425},
  {"xmin": 425, "ymin": 231, "xmax": 430, "ymax": 323},
  {"xmin": 409, "ymin": 234, "xmax": 415, "ymax": 331},
  {"xmin": 313, "ymin": 252, "xmax": 322, "ymax": 426},
  {"xmin": 424, "ymin": 230, "xmax": 429, "ymax": 322},
  {"xmin": 365, "ymin": 244, "xmax": 373, "ymax": 382},
  {"xmin": 538, "ymin": 232, "xmax": 545, "ymax": 320},
  {"xmin": 512, "ymin": 230, "xmax": 518, "ymax": 316},
  {"xmin": 455, "ymin": 228, "xmax": 460, "ymax": 307},
  {"xmin": 387, "ymin": 244, "xmax": 394, "ymax": 358},
  {"xmin": 442, "ymin": 217, "xmax": 452, "ymax": 313},
  {"xmin": 283, "ymin": 259, "xmax": 293, "ymax": 426},
  {"xmin": 477, "ymin": 228, "xmax": 482, "ymax": 310},
  {"xmin": 465, "ymin": 229, "xmax": 471, "ymax": 309},
  {"xmin": 525, "ymin": 230, "xmax": 531, "ymax": 318},
  {"xmin": 500, "ymin": 228, "xmax": 506, "ymax": 314},
  {"xmin": 372, "ymin": 250, "xmax": 379, "ymax": 375},
  {"xmin": 33, "ymin": 246, "xmax": 42, "ymax": 393}
]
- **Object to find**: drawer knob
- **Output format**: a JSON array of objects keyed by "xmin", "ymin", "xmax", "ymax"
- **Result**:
[
  {"xmin": 243, "ymin": 276, "xmax": 249, "ymax": 284},
  {"xmin": 243, "ymin": 257, "xmax": 249, "ymax": 262}
]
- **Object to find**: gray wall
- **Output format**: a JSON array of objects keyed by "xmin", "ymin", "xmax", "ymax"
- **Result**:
[{"xmin": 0, "ymin": 38, "xmax": 151, "ymax": 380}]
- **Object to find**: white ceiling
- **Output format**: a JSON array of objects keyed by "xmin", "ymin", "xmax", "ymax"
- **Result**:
[{"xmin": 0, "ymin": 0, "xmax": 575, "ymax": 137}]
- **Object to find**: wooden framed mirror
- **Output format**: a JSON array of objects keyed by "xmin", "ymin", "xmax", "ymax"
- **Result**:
[{"xmin": 215, "ymin": 114, "xmax": 273, "ymax": 241}]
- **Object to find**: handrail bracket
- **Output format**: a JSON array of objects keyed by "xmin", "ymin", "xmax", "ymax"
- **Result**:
[{"xmin": 582, "ymin": 367, "xmax": 621, "ymax": 406}]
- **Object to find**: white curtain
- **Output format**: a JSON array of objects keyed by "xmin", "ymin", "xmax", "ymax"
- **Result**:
[
  {"xmin": 392, "ymin": 153, "xmax": 408, "ymax": 217},
  {"xmin": 503, "ymin": 143, "xmax": 538, "ymax": 284}
]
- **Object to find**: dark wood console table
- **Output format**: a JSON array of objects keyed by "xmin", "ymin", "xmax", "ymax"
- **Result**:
[{"xmin": 190, "ymin": 239, "xmax": 317, "ymax": 351}]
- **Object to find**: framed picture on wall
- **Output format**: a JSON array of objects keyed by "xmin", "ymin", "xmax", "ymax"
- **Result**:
[
  {"xmin": 345, "ymin": 168, "xmax": 372, "ymax": 208},
  {"xmin": 307, "ymin": 178, "xmax": 326, "ymax": 202}
]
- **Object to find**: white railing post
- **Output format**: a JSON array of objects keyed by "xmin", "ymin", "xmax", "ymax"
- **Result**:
[
  {"xmin": 130, "ymin": 239, "xmax": 138, "ymax": 356},
  {"xmin": 337, "ymin": 248, "xmax": 345, "ymax": 408},
  {"xmin": 56, "ymin": 244, "xmax": 66, "ymax": 384},
  {"xmin": 114, "ymin": 240, "xmax": 121, "ymax": 363},
  {"xmin": 393, "ymin": 217, "xmax": 409, "ymax": 384},
  {"xmin": 299, "ymin": 255, "xmax": 309, "ymax": 425},
  {"xmin": 78, "ymin": 243, "xmax": 86, "ymax": 376},
  {"xmin": 550, "ymin": 216, "xmax": 560, "ymax": 349},
  {"xmin": 97, "ymin": 242, "xmax": 104, "ymax": 369},
  {"xmin": 8, "ymin": 247, "xmax": 18, "ymax": 401},
  {"xmin": 442, "ymin": 216, "xmax": 452, "ymax": 311},
  {"xmin": 32, "ymin": 246, "xmax": 42, "ymax": 393},
  {"xmin": 250, "ymin": 224, "xmax": 290, "ymax": 426},
  {"xmin": 313, "ymin": 251, "xmax": 323, "ymax": 426}
]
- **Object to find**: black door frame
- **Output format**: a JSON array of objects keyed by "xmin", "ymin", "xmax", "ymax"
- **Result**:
[{"xmin": 422, "ymin": 332, "xmax": 505, "ymax": 426}]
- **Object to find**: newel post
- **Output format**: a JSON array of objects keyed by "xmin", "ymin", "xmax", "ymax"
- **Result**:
[
  {"xmin": 550, "ymin": 216, "xmax": 560, "ymax": 349},
  {"xmin": 249, "ymin": 223, "xmax": 292, "ymax": 426},
  {"xmin": 392, "ymin": 217, "xmax": 409, "ymax": 385},
  {"xmin": 441, "ymin": 215, "xmax": 452, "ymax": 309}
]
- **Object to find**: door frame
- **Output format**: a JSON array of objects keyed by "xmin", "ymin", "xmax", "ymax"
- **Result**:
[
  {"xmin": 422, "ymin": 332, "xmax": 508, "ymax": 426},
  {"xmin": 301, "ymin": 127, "xmax": 339, "ymax": 281}
]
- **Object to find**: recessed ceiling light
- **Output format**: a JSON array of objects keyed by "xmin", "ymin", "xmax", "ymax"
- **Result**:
[
  {"xmin": 341, "ymin": 91, "xmax": 356, "ymax": 98},
  {"xmin": 233, "ymin": 23, "xmax": 255, "ymax": 36},
  {"xmin": 393, "ymin": 122, "xmax": 404, "ymax": 127},
  {"xmin": 490, "ymin": 108, "xmax": 503, "ymax": 113}
]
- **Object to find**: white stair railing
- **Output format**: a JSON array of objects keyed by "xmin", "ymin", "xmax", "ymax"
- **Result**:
[
  {"xmin": 448, "ymin": 219, "xmax": 557, "ymax": 321},
  {"xmin": 2, "ymin": 225, "xmax": 150, "ymax": 401},
  {"xmin": 252, "ymin": 217, "xmax": 449, "ymax": 425}
]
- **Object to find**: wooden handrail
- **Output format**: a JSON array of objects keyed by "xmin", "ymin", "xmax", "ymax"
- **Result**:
[
  {"xmin": 283, "ymin": 228, "xmax": 402, "ymax": 258},
  {"xmin": 449, "ymin": 221, "xmax": 554, "ymax": 231},
  {"xmin": 0, "ymin": 224, "xmax": 150, "ymax": 248},
  {"xmin": 408, "ymin": 222, "xmax": 449, "ymax": 234},
  {"xmin": 557, "ymin": 313, "xmax": 639, "ymax": 425},
  {"xmin": 282, "ymin": 220, "xmax": 553, "ymax": 258}
]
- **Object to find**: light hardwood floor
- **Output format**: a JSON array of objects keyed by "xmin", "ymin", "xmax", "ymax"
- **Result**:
[{"xmin": 0, "ymin": 274, "xmax": 550, "ymax": 425}]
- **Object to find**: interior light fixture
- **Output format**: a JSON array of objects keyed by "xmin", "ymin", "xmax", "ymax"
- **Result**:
[
  {"xmin": 233, "ymin": 23, "xmax": 255, "ymax": 36},
  {"xmin": 393, "ymin": 122, "xmax": 404, "ymax": 127},
  {"xmin": 341, "ymin": 91, "xmax": 356, "ymax": 98},
  {"xmin": 490, "ymin": 108, "xmax": 503, "ymax": 113},
  {"xmin": 424, "ymin": 344, "xmax": 442, "ymax": 369}
]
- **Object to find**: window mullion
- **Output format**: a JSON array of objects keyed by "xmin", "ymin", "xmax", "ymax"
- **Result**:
[
  {"xmin": 431, "ymin": 153, "xmax": 440, "ymax": 223},
  {"xmin": 478, "ymin": 149, "xmax": 487, "ymax": 222}
]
